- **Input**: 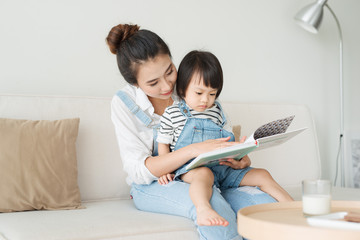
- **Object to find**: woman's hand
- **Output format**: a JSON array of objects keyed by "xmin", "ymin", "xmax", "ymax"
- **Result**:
[
  {"xmin": 218, "ymin": 136, "xmax": 252, "ymax": 169},
  {"xmin": 191, "ymin": 136, "xmax": 238, "ymax": 157},
  {"xmin": 219, "ymin": 155, "xmax": 251, "ymax": 169}
]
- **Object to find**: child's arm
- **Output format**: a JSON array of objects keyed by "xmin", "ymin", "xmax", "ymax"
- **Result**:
[
  {"xmin": 157, "ymin": 109, "xmax": 174, "ymax": 156},
  {"xmin": 158, "ymin": 142, "xmax": 170, "ymax": 156}
]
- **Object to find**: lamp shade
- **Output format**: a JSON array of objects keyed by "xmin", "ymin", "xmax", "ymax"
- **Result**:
[{"xmin": 294, "ymin": 0, "xmax": 328, "ymax": 33}]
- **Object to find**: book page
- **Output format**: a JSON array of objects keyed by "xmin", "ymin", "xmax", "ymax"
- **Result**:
[
  {"xmin": 253, "ymin": 127, "xmax": 307, "ymax": 151},
  {"xmin": 253, "ymin": 115, "xmax": 295, "ymax": 140},
  {"xmin": 244, "ymin": 134, "xmax": 255, "ymax": 144}
]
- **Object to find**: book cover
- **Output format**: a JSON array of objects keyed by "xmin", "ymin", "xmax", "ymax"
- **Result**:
[{"xmin": 185, "ymin": 141, "xmax": 258, "ymax": 170}]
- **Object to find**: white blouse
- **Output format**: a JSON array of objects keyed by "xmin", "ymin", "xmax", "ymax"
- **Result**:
[{"xmin": 111, "ymin": 84, "xmax": 161, "ymax": 185}]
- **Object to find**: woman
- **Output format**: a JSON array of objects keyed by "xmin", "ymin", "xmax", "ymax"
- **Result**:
[{"xmin": 106, "ymin": 23, "xmax": 275, "ymax": 240}]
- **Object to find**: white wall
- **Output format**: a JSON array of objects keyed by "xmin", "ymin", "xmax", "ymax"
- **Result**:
[{"xmin": 1, "ymin": 0, "xmax": 359, "ymax": 185}]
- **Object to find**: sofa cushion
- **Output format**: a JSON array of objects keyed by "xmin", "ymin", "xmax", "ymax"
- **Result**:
[
  {"xmin": 0, "ymin": 200, "xmax": 198, "ymax": 240},
  {"xmin": 0, "ymin": 118, "xmax": 82, "ymax": 212}
]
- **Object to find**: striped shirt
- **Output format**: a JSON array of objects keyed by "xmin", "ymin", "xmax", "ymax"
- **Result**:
[{"xmin": 157, "ymin": 102, "xmax": 226, "ymax": 151}]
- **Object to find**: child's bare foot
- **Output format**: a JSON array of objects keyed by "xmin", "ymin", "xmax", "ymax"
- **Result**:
[{"xmin": 196, "ymin": 206, "xmax": 229, "ymax": 226}]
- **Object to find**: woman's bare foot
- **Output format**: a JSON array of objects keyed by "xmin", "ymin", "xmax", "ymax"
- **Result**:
[{"xmin": 196, "ymin": 206, "xmax": 229, "ymax": 226}]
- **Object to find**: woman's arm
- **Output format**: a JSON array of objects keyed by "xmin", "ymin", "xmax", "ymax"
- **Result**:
[
  {"xmin": 146, "ymin": 136, "xmax": 237, "ymax": 177},
  {"xmin": 112, "ymin": 96, "xmax": 159, "ymax": 184}
]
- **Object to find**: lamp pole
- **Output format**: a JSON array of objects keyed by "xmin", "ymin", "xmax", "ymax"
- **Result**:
[
  {"xmin": 326, "ymin": 4, "xmax": 345, "ymax": 187},
  {"xmin": 295, "ymin": 1, "xmax": 345, "ymax": 187}
]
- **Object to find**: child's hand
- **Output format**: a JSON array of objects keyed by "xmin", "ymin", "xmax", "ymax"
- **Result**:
[{"xmin": 158, "ymin": 173, "xmax": 175, "ymax": 185}]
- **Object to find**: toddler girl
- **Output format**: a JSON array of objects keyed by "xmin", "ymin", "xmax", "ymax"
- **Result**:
[{"xmin": 157, "ymin": 50, "xmax": 293, "ymax": 227}]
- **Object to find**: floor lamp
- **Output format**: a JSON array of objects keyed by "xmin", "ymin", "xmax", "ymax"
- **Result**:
[{"xmin": 294, "ymin": 0, "xmax": 345, "ymax": 187}]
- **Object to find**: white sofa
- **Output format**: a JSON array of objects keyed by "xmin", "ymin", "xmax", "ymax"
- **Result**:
[{"xmin": 0, "ymin": 94, "xmax": 359, "ymax": 240}]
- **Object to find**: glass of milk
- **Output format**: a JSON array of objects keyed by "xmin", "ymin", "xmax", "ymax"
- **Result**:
[{"xmin": 302, "ymin": 179, "xmax": 332, "ymax": 216}]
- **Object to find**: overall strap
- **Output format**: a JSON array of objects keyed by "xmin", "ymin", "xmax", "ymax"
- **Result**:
[
  {"xmin": 116, "ymin": 90, "xmax": 153, "ymax": 127},
  {"xmin": 178, "ymin": 99, "xmax": 193, "ymax": 118},
  {"xmin": 214, "ymin": 100, "xmax": 227, "ymax": 127}
]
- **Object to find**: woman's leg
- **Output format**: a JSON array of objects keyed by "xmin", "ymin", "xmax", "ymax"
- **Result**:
[
  {"xmin": 131, "ymin": 181, "xmax": 242, "ymax": 240},
  {"xmin": 220, "ymin": 186, "xmax": 277, "ymax": 213},
  {"xmin": 181, "ymin": 167, "xmax": 228, "ymax": 226}
]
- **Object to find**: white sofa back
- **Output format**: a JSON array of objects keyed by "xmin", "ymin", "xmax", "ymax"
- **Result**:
[
  {"xmin": 0, "ymin": 94, "xmax": 129, "ymax": 202},
  {"xmin": 223, "ymin": 102, "xmax": 321, "ymax": 187},
  {"xmin": 0, "ymin": 94, "xmax": 321, "ymax": 202}
]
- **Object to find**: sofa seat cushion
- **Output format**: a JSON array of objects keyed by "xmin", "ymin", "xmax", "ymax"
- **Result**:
[{"xmin": 0, "ymin": 199, "xmax": 198, "ymax": 240}]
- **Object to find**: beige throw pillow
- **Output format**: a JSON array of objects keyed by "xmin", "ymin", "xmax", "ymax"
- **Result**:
[
  {"xmin": 0, "ymin": 118, "xmax": 82, "ymax": 212},
  {"xmin": 232, "ymin": 125, "xmax": 241, "ymax": 142}
]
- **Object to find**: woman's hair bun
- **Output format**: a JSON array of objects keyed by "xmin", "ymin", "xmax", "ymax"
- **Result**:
[{"xmin": 106, "ymin": 24, "xmax": 140, "ymax": 54}]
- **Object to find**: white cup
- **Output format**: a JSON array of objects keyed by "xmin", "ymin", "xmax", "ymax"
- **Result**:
[{"xmin": 302, "ymin": 179, "xmax": 332, "ymax": 216}]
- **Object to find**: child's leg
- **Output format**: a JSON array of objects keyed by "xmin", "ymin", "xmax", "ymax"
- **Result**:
[
  {"xmin": 239, "ymin": 168, "xmax": 293, "ymax": 202},
  {"xmin": 181, "ymin": 167, "xmax": 229, "ymax": 226}
]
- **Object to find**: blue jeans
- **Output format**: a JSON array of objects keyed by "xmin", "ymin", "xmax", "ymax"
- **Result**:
[{"xmin": 131, "ymin": 181, "xmax": 276, "ymax": 240}]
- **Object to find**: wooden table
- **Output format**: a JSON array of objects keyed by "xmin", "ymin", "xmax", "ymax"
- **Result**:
[{"xmin": 237, "ymin": 201, "xmax": 360, "ymax": 240}]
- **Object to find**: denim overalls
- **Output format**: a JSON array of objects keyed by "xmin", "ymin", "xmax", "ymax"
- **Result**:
[
  {"xmin": 116, "ymin": 90, "xmax": 275, "ymax": 240},
  {"xmin": 173, "ymin": 100, "xmax": 251, "ymax": 189},
  {"xmin": 116, "ymin": 90, "xmax": 159, "ymax": 156}
]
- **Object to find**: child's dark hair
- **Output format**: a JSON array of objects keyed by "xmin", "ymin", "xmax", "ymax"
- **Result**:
[
  {"xmin": 106, "ymin": 24, "xmax": 171, "ymax": 85},
  {"xmin": 176, "ymin": 50, "xmax": 223, "ymax": 99}
]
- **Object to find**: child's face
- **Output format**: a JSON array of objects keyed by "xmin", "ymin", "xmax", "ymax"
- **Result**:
[{"xmin": 184, "ymin": 73, "xmax": 218, "ymax": 112}]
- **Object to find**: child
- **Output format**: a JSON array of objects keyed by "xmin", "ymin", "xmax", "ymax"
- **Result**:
[{"xmin": 156, "ymin": 50, "xmax": 293, "ymax": 227}]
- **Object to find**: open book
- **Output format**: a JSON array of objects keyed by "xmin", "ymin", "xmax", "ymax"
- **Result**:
[{"xmin": 185, "ymin": 115, "xmax": 307, "ymax": 170}]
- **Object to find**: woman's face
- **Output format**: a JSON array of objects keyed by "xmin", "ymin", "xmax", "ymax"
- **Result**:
[{"xmin": 136, "ymin": 54, "xmax": 177, "ymax": 100}]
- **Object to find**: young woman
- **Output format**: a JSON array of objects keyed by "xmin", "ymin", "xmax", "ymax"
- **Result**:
[{"xmin": 106, "ymin": 23, "xmax": 276, "ymax": 240}]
